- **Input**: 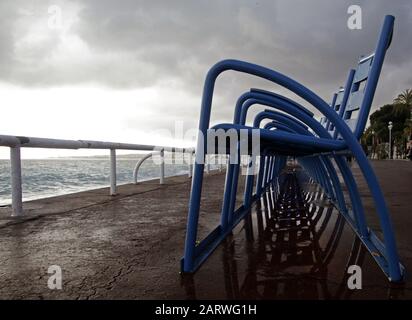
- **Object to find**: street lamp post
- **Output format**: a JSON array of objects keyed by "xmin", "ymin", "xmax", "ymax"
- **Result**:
[
  {"xmin": 371, "ymin": 130, "xmax": 375, "ymax": 159},
  {"xmin": 388, "ymin": 121, "xmax": 393, "ymax": 159}
]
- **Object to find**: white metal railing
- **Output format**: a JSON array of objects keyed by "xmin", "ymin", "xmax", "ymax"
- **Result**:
[
  {"xmin": 133, "ymin": 149, "xmax": 196, "ymax": 184},
  {"xmin": 0, "ymin": 134, "xmax": 194, "ymax": 217},
  {"xmin": 133, "ymin": 152, "xmax": 159, "ymax": 184},
  {"xmin": 206, "ymin": 154, "xmax": 225, "ymax": 173}
]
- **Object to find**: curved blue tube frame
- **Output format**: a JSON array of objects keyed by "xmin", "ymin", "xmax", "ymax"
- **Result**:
[{"xmin": 181, "ymin": 15, "xmax": 403, "ymax": 282}]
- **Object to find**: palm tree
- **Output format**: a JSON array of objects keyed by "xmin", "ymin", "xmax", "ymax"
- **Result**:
[{"xmin": 393, "ymin": 88, "xmax": 412, "ymax": 115}]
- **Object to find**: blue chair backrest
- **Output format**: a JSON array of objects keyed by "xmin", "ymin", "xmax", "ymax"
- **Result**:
[
  {"xmin": 320, "ymin": 116, "xmax": 328, "ymax": 128},
  {"xmin": 325, "ymin": 89, "xmax": 344, "ymax": 136},
  {"xmin": 333, "ymin": 89, "xmax": 345, "ymax": 114},
  {"xmin": 341, "ymin": 15, "xmax": 394, "ymax": 139},
  {"xmin": 321, "ymin": 93, "xmax": 336, "ymax": 131},
  {"xmin": 343, "ymin": 54, "xmax": 374, "ymax": 134}
]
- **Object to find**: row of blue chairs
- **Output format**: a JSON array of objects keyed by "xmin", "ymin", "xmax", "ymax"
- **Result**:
[{"xmin": 182, "ymin": 15, "xmax": 404, "ymax": 282}]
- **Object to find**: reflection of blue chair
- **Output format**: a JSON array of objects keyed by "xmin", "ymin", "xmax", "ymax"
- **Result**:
[{"xmin": 182, "ymin": 15, "xmax": 404, "ymax": 282}]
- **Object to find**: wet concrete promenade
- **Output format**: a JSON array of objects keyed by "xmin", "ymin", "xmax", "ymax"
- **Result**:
[{"xmin": 0, "ymin": 160, "xmax": 411, "ymax": 299}]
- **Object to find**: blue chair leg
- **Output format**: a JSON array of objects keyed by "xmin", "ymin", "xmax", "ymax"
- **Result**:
[
  {"xmin": 182, "ymin": 161, "xmax": 205, "ymax": 272},
  {"xmin": 220, "ymin": 163, "xmax": 236, "ymax": 231},
  {"xmin": 333, "ymin": 155, "xmax": 369, "ymax": 236},
  {"xmin": 244, "ymin": 155, "xmax": 256, "ymax": 208},
  {"xmin": 341, "ymin": 150, "xmax": 403, "ymax": 281},
  {"xmin": 320, "ymin": 156, "xmax": 347, "ymax": 214},
  {"xmin": 256, "ymin": 155, "xmax": 266, "ymax": 197}
]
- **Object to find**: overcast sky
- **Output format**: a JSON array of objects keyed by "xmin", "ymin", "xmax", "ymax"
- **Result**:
[{"xmin": 0, "ymin": 0, "xmax": 411, "ymax": 158}]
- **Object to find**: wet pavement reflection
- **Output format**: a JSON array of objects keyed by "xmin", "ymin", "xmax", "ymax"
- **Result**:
[{"xmin": 182, "ymin": 169, "xmax": 408, "ymax": 300}]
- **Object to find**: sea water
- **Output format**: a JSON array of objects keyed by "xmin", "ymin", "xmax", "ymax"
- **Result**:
[{"xmin": 0, "ymin": 158, "xmax": 190, "ymax": 206}]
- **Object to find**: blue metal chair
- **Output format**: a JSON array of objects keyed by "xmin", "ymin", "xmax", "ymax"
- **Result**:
[{"xmin": 182, "ymin": 15, "xmax": 404, "ymax": 282}]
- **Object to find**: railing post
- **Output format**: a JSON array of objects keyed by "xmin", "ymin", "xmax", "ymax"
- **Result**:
[
  {"xmin": 188, "ymin": 151, "xmax": 193, "ymax": 178},
  {"xmin": 160, "ymin": 148, "xmax": 165, "ymax": 184},
  {"xmin": 110, "ymin": 149, "xmax": 117, "ymax": 195},
  {"xmin": 205, "ymin": 155, "xmax": 210, "ymax": 174},
  {"xmin": 10, "ymin": 146, "xmax": 23, "ymax": 217}
]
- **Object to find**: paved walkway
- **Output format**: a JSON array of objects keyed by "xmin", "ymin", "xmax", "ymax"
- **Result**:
[{"xmin": 0, "ymin": 161, "xmax": 411, "ymax": 299}]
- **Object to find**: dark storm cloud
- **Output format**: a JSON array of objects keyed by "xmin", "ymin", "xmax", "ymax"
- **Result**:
[
  {"xmin": 73, "ymin": 0, "xmax": 412, "ymax": 88},
  {"xmin": 1, "ymin": 0, "xmax": 412, "ymax": 128}
]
